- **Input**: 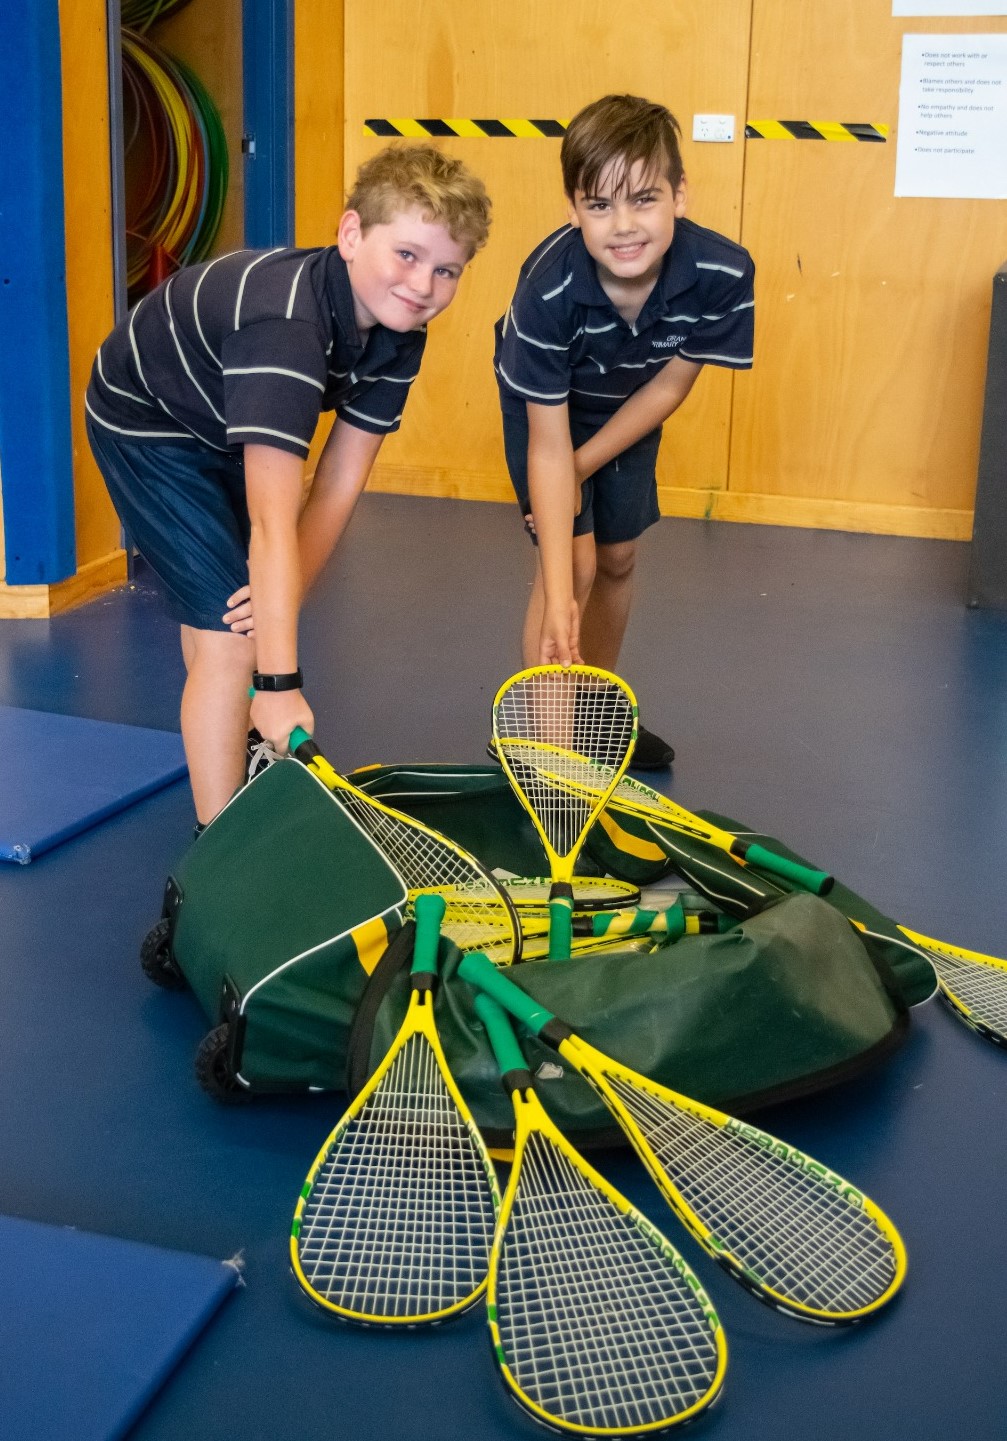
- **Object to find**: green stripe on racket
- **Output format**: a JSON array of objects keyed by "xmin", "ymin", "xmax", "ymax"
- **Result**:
[
  {"xmin": 290, "ymin": 894, "xmax": 500, "ymax": 1325},
  {"xmin": 492, "ymin": 666, "xmax": 638, "ymax": 960},
  {"xmin": 288, "ymin": 728, "xmax": 522, "ymax": 963},
  {"xmin": 474, "ymin": 991, "xmax": 726, "ymax": 1437},
  {"xmin": 461, "ymin": 951, "xmax": 907, "ymax": 1325}
]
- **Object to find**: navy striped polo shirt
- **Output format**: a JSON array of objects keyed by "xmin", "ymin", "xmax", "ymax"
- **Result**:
[
  {"xmin": 86, "ymin": 247, "xmax": 426, "ymax": 458},
  {"xmin": 494, "ymin": 218, "xmax": 754, "ymax": 425}
]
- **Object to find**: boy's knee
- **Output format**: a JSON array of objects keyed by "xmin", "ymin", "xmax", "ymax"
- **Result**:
[{"xmin": 596, "ymin": 542, "xmax": 637, "ymax": 584}]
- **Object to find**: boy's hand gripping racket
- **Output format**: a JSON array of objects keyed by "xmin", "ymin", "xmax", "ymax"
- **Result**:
[{"xmin": 290, "ymin": 894, "xmax": 500, "ymax": 1325}]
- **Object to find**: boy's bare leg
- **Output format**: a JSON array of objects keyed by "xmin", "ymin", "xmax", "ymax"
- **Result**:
[
  {"xmin": 179, "ymin": 624, "xmax": 256, "ymax": 824},
  {"xmin": 521, "ymin": 533, "xmax": 597, "ymax": 667},
  {"xmin": 578, "ymin": 538, "xmax": 637, "ymax": 671}
]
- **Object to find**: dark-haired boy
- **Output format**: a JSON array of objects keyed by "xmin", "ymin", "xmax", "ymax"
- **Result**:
[{"xmin": 494, "ymin": 94, "xmax": 754, "ymax": 767}]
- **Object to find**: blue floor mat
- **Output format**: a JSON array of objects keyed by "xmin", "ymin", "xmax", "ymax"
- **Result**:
[
  {"xmin": 0, "ymin": 706, "xmax": 187, "ymax": 862},
  {"xmin": 0, "ymin": 1215, "xmax": 239, "ymax": 1441}
]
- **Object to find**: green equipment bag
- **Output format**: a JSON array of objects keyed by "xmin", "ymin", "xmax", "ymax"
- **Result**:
[
  {"xmin": 144, "ymin": 758, "xmax": 409, "ymax": 1100},
  {"xmin": 347, "ymin": 891, "xmax": 910, "ymax": 1150},
  {"xmin": 343, "ymin": 763, "xmax": 921, "ymax": 1148}
]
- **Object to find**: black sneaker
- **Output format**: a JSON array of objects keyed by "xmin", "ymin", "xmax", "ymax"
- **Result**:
[
  {"xmin": 632, "ymin": 725, "xmax": 675, "ymax": 770},
  {"xmin": 246, "ymin": 727, "xmax": 279, "ymax": 783}
]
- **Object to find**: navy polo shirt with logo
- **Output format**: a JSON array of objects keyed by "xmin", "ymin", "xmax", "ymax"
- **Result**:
[
  {"xmin": 86, "ymin": 246, "xmax": 425, "ymax": 457},
  {"xmin": 494, "ymin": 218, "xmax": 754, "ymax": 429}
]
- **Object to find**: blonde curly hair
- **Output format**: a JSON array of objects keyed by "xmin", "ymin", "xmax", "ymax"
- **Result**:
[{"xmin": 347, "ymin": 144, "xmax": 492, "ymax": 257}]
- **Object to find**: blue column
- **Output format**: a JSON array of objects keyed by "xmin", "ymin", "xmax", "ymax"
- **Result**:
[
  {"xmin": 242, "ymin": 0, "xmax": 295, "ymax": 248},
  {"xmin": 0, "ymin": 2, "xmax": 76, "ymax": 585}
]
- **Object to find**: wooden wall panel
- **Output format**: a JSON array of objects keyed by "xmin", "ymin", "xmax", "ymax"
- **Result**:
[
  {"xmin": 733, "ymin": 8, "xmax": 1007, "ymax": 538},
  {"xmin": 341, "ymin": 1, "xmax": 752, "ymax": 505}
]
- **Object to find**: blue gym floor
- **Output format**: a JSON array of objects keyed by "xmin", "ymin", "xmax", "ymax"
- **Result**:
[{"xmin": 1, "ymin": 494, "xmax": 1005, "ymax": 1440}]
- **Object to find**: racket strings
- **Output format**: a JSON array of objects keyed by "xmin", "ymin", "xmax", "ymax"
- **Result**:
[
  {"xmin": 297, "ymin": 1032, "xmax": 497, "ymax": 1320},
  {"xmin": 920, "ymin": 946, "xmax": 1007, "ymax": 1040},
  {"xmin": 605, "ymin": 1075, "xmax": 898, "ymax": 1314},
  {"xmin": 334, "ymin": 785, "xmax": 516, "ymax": 956},
  {"xmin": 496, "ymin": 1130, "xmax": 722, "ymax": 1431},
  {"xmin": 495, "ymin": 674, "xmax": 636, "ymax": 861}
]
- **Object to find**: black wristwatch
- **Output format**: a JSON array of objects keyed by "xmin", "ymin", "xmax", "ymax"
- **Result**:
[{"xmin": 251, "ymin": 669, "xmax": 303, "ymax": 692}]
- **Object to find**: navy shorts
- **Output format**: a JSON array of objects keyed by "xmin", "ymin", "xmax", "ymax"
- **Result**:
[
  {"xmin": 502, "ymin": 409, "xmax": 662, "ymax": 546},
  {"xmin": 86, "ymin": 418, "xmax": 249, "ymax": 631}
]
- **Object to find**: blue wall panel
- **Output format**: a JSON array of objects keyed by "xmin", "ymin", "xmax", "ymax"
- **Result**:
[
  {"xmin": 242, "ymin": 0, "xmax": 294, "ymax": 248},
  {"xmin": 0, "ymin": 3, "xmax": 77, "ymax": 585}
]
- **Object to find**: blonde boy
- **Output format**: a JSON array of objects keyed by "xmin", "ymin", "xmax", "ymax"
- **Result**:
[{"xmin": 87, "ymin": 145, "xmax": 491, "ymax": 825}]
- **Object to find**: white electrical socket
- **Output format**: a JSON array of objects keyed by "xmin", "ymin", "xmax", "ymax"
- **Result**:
[{"xmin": 692, "ymin": 114, "xmax": 735, "ymax": 143}]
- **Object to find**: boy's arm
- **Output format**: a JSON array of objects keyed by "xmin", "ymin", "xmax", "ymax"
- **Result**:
[
  {"xmin": 244, "ymin": 443, "xmax": 314, "ymax": 751},
  {"xmin": 527, "ymin": 401, "xmax": 582, "ymax": 667},
  {"xmin": 573, "ymin": 355, "xmax": 703, "ymax": 482},
  {"xmin": 298, "ymin": 418, "xmax": 385, "ymax": 592},
  {"xmin": 224, "ymin": 419, "xmax": 384, "ymax": 632}
]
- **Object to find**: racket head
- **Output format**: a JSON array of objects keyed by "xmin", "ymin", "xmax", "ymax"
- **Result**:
[
  {"xmin": 487, "ymin": 1076, "xmax": 726, "ymax": 1435},
  {"xmin": 291, "ymin": 966, "xmax": 500, "ymax": 1325},
  {"xmin": 899, "ymin": 927, "xmax": 1007, "ymax": 1047},
  {"xmin": 562, "ymin": 1032, "xmax": 907, "ymax": 1325},
  {"xmin": 491, "ymin": 666, "xmax": 639, "ymax": 882}
]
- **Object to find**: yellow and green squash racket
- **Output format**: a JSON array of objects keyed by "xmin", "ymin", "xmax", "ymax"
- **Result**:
[
  {"xmin": 474, "ymin": 991, "xmax": 727, "ymax": 1438},
  {"xmin": 491, "ymin": 666, "xmax": 638, "ymax": 959},
  {"xmin": 290, "ymin": 894, "xmax": 500, "ymax": 1325}
]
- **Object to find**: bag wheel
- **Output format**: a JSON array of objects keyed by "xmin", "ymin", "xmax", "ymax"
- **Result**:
[
  {"xmin": 194, "ymin": 1023, "xmax": 250, "ymax": 1105},
  {"xmin": 140, "ymin": 918, "xmax": 187, "ymax": 990}
]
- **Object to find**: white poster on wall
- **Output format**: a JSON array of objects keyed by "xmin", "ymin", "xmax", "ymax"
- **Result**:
[
  {"xmin": 894, "ymin": 3, "xmax": 1007, "ymax": 15},
  {"xmin": 895, "ymin": 34, "xmax": 1007, "ymax": 195}
]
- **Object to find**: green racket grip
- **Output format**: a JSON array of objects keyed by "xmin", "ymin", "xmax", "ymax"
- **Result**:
[
  {"xmin": 734, "ymin": 840, "xmax": 834, "ymax": 896},
  {"xmin": 473, "ymin": 992, "xmax": 530, "ymax": 1077},
  {"xmin": 548, "ymin": 895, "xmax": 574, "ymax": 960},
  {"xmin": 411, "ymin": 892, "xmax": 446, "ymax": 976},
  {"xmin": 459, "ymin": 952, "xmax": 556, "ymax": 1038},
  {"xmin": 289, "ymin": 725, "xmax": 316, "ymax": 758}
]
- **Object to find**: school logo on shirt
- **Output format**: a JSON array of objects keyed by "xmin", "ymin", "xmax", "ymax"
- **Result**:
[{"xmin": 653, "ymin": 334, "xmax": 687, "ymax": 349}]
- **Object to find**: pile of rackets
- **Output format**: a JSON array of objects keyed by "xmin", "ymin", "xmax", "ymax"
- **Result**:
[{"xmin": 286, "ymin": 666, "xmax": 954, "ymax": 1438}]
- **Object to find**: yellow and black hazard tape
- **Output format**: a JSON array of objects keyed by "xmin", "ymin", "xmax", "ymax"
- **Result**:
[
  {"xmin": 745, "ymin": 120, "xmax": 888, "ymax": 141},
  {"xmin": 363, "ymin": 117, "xmax": 889, "ymax": 143},
  {"xmin": 364, "ymin": 118, "xmax": 567, "ymax": 138}
]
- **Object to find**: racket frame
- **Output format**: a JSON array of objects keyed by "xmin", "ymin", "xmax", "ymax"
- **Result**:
[{"xmin": 898, "ymin": 925, "xmax": 1007, "ymax": 1047}]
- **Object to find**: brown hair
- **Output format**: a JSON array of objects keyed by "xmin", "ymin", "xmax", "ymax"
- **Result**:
[
  {"xmin": 346, "ymin": 144, "xmax": 492, "ymax": 256},
  {"xmin": 561, "ymin": 95, "xmax": 684, "ymax": 199}
]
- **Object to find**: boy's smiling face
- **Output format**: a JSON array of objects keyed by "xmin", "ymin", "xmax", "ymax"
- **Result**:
[
  {"xmin": 568, "ymin": 156, "xmax": 687, "ymax": 291},
  {"xmin": 338, "ymin": 205, "xmax": 471, "ymax": 333}
]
